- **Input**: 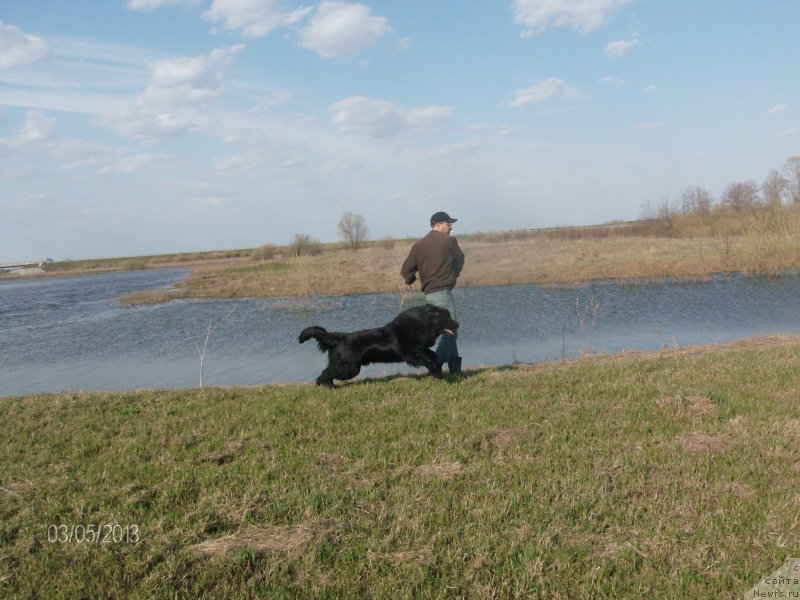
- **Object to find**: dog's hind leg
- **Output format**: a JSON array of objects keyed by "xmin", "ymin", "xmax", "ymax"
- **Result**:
[{"xmin": 316, "ymin": 362, "xmax": 361, "ymax": 387}]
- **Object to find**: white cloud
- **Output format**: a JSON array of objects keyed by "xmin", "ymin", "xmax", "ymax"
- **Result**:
[
  {"xmin": 127, "ymin": 0, "xmax": 201, "ymax": 10},
  {"xmin": 0, "ymin": 110, "xmax": 118, "ymax": 173},
  {"xmin": 406, "ymin": 105, "xmax": 454, "ymax": 125},
  {"xmin": 605, "ymin": 39, "xmax": 636, "ymax": 58},
  {"xmin": 329, "ymin": 96, "xmax": 452, "ymax": 138},
  {"xmin": 393, "ymin": 37, "xmax": 412, "ymax": 55},
  {"xmin": 0, "ymin": 119, "xmax": 122, "ymax": 175},
  {"xmin": 778, "ymin": 128, "xmax": 799, "ymax": 138},
  {"xmin": 97, "ymin": 45, "xmax": 244, "ymax": 143},
  {"xmin": 329, "ymin": 96, "xmax": 404, "ymax": 137},
  {"xmin": 599, "ymin": 76, "xmax": 625, "ymax": 87},
  {"xmin": 0, "ymin": 110, "xmax": 56, "ymax": 153},
  {"xmin": 98, "ymin": 153, "xmax": 171, "ymax": 175},
  {"xmin": 435, "ymin": 140, "xmax": 480, "ymax": 161},
  {"xmin": 0, "ymin": 21, "xmax": 49, "ymax": 69},
  {"xmin": 498, "ymin": 125, "xmax": 519, "ymax": 136},
  {"xmin": 512, "ymin": 0, "xmax": 631, "ymax": 36},
  {"xmin": 297, "ymin": 2, "xmax": 391, "ymax": 59},
  {"xmin": 0, "ymin": 165, "xmax": 44, "ymax": 182},
  {"xmin": 767, "ymin": 104, "xmax": 789, "ymax": 115},
  {"xmin": 18, "ymin": 110, "xmax": 56, "ymax": 143},
  {"xmin": 509, "ymin": 77, "xmax": 565, "ymax": 108},
  {"xmin": 202, "ymin": 0, "xmax": 311, "ymax": 39}
]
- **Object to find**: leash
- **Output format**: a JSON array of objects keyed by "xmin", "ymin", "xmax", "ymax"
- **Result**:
[{"xmin": 400, "ymin": 285, "xmax": 413, "ymax": 309}]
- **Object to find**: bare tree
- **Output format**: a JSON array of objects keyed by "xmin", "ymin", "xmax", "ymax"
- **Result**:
[
  {"xmin": 337, "ymin": 212, "xmax": 370, "ymax": 251},
  {"xmin": 720, "ymin": 180, "xmax": 761, "ymax": 212},
  {"xmin": 762, "ymin": 170, "xmax": 789, "ymax": 207},
  {"xmin": 638, "ymin": 196, "xmax": 678, "ymax": 235},
  {"xmin": 783, "ymin": 156, "xmax": 800, "ymax": 205},
  {"xmin": 679, "ymin": 185, "xmax": 713, "ymax": 216}
]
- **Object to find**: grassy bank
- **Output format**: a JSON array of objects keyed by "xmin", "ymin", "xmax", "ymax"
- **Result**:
[
  {"xmin": 2, "ymin": 337, "xmax": 799, "ymax": 597},
  {"xmin": 117, "ymin": 231, "xmax": 800, "ymax": 304},
  {"xmin": 119, "ymin": 206, "xmax": 800, "ymax": 304}
]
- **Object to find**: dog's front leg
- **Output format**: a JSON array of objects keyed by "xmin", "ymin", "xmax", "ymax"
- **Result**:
[
  {"xmin": 316, "ymin": 369, "xmax": 336, "ymax": 387},
  {"xmin": 419, "ymin": 349, "xmax": 443, "ymax": 377}
]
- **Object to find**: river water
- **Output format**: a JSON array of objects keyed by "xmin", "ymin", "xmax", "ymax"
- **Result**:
[{"xmin": 2, "ymin": 268, "xmax": 800, "ymax": 397}]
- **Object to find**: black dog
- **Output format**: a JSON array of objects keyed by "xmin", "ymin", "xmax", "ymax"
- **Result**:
[{"xmin": 299, "ymin": 304, "xmax": 459, "ymax": 387}]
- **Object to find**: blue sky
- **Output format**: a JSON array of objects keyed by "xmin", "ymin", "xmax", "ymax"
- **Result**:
[{"xmin": 1, "ymin": 0, "xmax": 799, "ymax": 261}]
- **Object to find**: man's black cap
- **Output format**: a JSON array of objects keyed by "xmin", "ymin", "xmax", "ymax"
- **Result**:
[{"xmin": 430, "ymin": 211, "xmax": 457, "ymax": 226}]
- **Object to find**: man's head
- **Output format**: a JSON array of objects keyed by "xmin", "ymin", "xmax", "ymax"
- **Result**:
[{"xmin": 430, "ymin": 211, "xmax": 457, "ymax": 234}]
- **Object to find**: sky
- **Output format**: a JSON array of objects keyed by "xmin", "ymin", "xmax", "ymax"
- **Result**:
[{"xmin": 1, "ymin": 0, "xmax": 799, "ymax": 262}]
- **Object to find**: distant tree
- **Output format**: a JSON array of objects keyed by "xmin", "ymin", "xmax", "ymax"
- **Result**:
[
  {"xmin": 679, "ymin": 185, "xmax": 713, "ymax": 216},
  {"xmin": 337, "ymin": 212, "xmax": 370, "ymax": 251},
  {"xmin": 783, "ymin": 156, "xmax": 800, "ymax": 205},
  {"xmin": 762, "ymin": 170, "xmax": 789, "ymax": 207},
  {"xmin": 719, "ymin": 180, "xmax": 761, "ymax": 212},
  {"xmin": 639, "ymin": 197, "xmax": 678, "ymax": 236}
]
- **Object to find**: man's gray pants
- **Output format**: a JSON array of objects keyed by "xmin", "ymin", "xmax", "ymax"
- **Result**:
[{"xmin": 424, "ymin": 289, "xmax": 459, "ymax": 365}]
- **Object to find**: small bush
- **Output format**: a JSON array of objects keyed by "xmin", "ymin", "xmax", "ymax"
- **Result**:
[
  {"xmin": 251, "ymin": 244, "xmax": 278, "ymax": 261},
  {"xmin": 289, "ymin": 234, "xmax": 322, "ymax": 257}
]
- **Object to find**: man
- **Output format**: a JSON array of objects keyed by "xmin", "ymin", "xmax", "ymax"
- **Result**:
[{"xmin": 400, "ymin": 211, "xmax": 465, "ymax": 375}]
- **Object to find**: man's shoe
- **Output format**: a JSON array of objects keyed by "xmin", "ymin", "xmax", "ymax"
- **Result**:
[{"xmin": 447, "ymin": 356, "xmax": 462, "ymax": 375}]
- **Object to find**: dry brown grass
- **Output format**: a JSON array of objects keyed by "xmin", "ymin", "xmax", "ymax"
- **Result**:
[
  {"xmin": 121, "ymin": 235, "xmax": 741, "ymax": 303},
  {"xmin": 414, "ymin": 461, "xmax": 464, "ymax": 480},
  {"xmin": 471, "ymin": 427, "xmax": 540, "ymax": 451},
  {"xmin": 188, "ymin": 519, "xmax": 339, "ymax": 558},
  {"xmin": 679, "ymin": 432, "xmax": 729, "ymax": 455},
  {"xmin": 656, "ymin": 395, "xmax": 718, "ymax": 418}
]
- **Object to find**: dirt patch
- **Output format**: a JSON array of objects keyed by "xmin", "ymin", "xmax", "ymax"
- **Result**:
[{"xmin": 188, "ymin": 519, "xmax": 338, "ymax": 558}]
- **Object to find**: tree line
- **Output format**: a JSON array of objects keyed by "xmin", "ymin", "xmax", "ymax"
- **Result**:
[
  {"xmin": 641, "ymin": 156, "xmax": 800, "ymax": 222},
  {"xmin": 269, "ymin": 155, "xmax": 800, "ymax": 257}
]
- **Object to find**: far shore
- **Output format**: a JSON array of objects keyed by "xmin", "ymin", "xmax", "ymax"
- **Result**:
[{"xmin": 6, "ymin": 211, "xmax": 800, "ymax": 304}]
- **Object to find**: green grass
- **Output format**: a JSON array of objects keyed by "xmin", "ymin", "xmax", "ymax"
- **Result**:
[{"xmin": 2, "ymin": 338, "xmax": 800, "ymax": 597}]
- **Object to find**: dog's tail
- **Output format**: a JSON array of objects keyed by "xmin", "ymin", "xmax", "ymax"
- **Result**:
[{"xmin": 298, "ymin": 326, "xmax": 342, "ymax": 352}]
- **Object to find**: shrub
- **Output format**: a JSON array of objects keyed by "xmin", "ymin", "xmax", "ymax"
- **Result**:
[
  {"xmin": 289, "ymin": 234, "xmax": 322, "ymax": 257},
  {"xmin": 251, "ymin": 244, "xmax": 278, "ymax": 261}
]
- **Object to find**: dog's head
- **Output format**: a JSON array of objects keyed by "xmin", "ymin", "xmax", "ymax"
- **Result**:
[{"xmin": 424, "ymin": 305, "xmax": 459, "ymax": 338}]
